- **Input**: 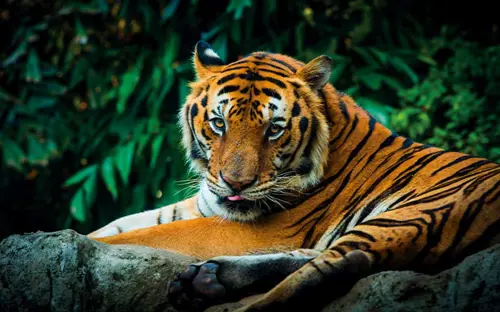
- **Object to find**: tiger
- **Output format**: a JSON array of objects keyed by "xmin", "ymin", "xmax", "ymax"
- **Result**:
[{"xmin": 91, "ymin": 41, "xmax": 500, "ymax": 311}]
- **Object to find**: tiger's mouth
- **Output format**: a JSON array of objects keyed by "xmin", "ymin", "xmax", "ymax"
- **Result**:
[{"xmin": 216, "ymin": 195, "xmax": 258, "ymax": 215}]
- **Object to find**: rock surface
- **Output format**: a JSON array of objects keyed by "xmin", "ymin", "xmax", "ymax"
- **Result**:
[
  {"xmin": 1, "ymin": 230, "xmax": 499, "ymax": 312},
  {"xmin": 0, "ymin": 230, "xmax": 196, "ymax": 312}
]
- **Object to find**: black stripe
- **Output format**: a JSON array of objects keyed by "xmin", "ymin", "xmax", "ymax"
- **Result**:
[
  {"xmin": 252, "ymin": 60, "xmax": 292, "ymax": 74},
  {"xmin": 217, "ymin": 74, "xmax": 237, "ymax": 85},
  {"xmin": 433, "ymin": 159, "xmax": 494, "ymax": 186},
  {"xmin": 292, "ymin": 102, "xmax": 301, "ymax": 117},
  {"xmin": 431, "ymin": 155, "xmax": 477, "ymax": 176},
  {"xmin": 302, "ymin": 116, "xmax": 318, "ymax": 158},
  {"xmin": 221, "ymin": 66, "xmax": 249, "ymax": 73},
  {"xmin": 264, "ymin": 76, "xmax": 287, "ymax": 88},
  {"xmin": 172, "ymin": 205, "xmax": 178, "ymax": 221},
  {"xmin": 197, "ymin": 201, "xmax": 207, "ymax": 217},
  {"xmin": 258, "ymin": 68, "xmax": 289, "ymax": 77},
  {"xmin": 344, "ymin": 230, "xmax": 376, "ymax": 242},
  {"xmin": 262, "ymin": 88, "xmax": 282, "ymax": 100},
  {"xmin": 269, "ymin": 57, "xmax": 297, "ymax": 73},
  {"xmin": 310, "ymin": 262, "xmax": 327, "ymax": 277},
  {"xmin": 217, "ymin": 85, "xmax": 240, "ymax": 95},
  {"xmin": 157, "ymin": 209, "xmax": 162, "ymax": 224}
]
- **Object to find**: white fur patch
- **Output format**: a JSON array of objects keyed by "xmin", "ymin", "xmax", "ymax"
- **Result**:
[{"xmin": 204, "ymin": 48, "xmax": 220, "ymax": 59}]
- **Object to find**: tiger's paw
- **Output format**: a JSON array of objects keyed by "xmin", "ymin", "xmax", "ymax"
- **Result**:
[{"xmin": 168, "ymin": 262, "xmax": 227, "ymax": 311}]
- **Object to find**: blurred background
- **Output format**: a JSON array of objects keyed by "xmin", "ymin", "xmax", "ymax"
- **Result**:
[{"xmin": 1, "ymin": 0, "xmax": 499, "ymax": 238}]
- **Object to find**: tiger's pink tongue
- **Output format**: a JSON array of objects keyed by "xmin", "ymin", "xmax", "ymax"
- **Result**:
[{"xmin": 227, "ymin": 195, "xmax": 244, "ymax": 201}]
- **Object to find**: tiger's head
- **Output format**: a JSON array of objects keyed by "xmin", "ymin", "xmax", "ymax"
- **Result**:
[{"xmin": 181, "ymin": 41, "xmax": 332, "ymax": 221}]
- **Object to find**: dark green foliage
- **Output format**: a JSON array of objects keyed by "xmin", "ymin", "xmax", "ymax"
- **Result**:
[{"xmin": 0, "ymin": 1, "xmax": 498, "ymax": 235}]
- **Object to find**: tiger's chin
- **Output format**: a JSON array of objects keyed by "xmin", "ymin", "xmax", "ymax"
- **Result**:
[{"xmin": 215, "ymin": 195, "xmax": 269, "ymax": 222}]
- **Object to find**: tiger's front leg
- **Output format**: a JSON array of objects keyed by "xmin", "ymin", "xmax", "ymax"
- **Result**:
[
  {"xmin": 167, "ymin": 249, "xmax": 321, "ymax": 311},
  {"xmin": 88, "ymin": 195, "xmax": 199, "ymax": 238}
]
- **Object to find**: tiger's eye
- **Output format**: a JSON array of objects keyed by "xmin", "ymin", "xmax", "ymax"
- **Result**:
[
  {"xmin": 269, "ymin": 124, "xmax": 282, "ymax": 134},
  {"xmin": 213, "ymin": 118, "xmax": 225, "ymax": 129}
]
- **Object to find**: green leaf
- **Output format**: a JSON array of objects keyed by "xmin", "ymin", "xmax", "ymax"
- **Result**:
[
  {"xmin": 70, "ymin": 189, "xmax": 86, "ymax": 222},
  {"xmin": 0, "ymin": 87, "xmax": 14, "ymax": 102},
  {"xmin": 95, "ymin": 0, "xmax": 109, "ymax": 13},
  {"xmin": 101, "ymin": 157, "xmax": 118, "ymax": 200},
  {"xmin": 163, "ymin": 32, "xmax": 180, "ymax": 67},
  {"xmin": 136, "ymin": 133, "xmax": 151, "ymax": 155},
  {"xmin": 117, "ymin": 56, "xmax": 144, "ymax": 113},
  {"xmin": 82, "ymin": 171, "xmax": 98, "ymax": 209},
  {"xmin": 329, "ymin": 61, "xmax": 346, "ymax": 84},
  {"xmin": 27, "ymin": 135, "xmax": 48, "ymax": 166},
  {"xmin": 201, "ymin": 24, "xmax": 223, "ymax": 41},
  {"xmin": 390, "ymin": 56, "xmax": 419, "ymax": 84},
  {"xmin": 114, "ymin": 141, "xmax": 135, "ymax": 185},
  {"xmin": 27, "ymin": 96, "xmax": 56, "ymax": 110},
  {"xmin": 63, "ymin": 165, "xmax": 98, "ymax": 187},
  {"xmin": 229, "ymin": 19, "xmax": 242, "ymax": 44},
  {"xmin": 1, "ymin": 137, "xmax": 26, "ymax": 171},
  {"xmin": 211, "ymin": 33, "xmax": 228, "ymax": 63},
  {"xmin": 382, "ymin": 76, "xmax": 405, "ymax": 90},
  {"xmin": 226, "ymin": 0, "xmax": 252, "ymax": 20},
  {"xmin": 369, "ymin": 48, "xmax": 389, "ymax": 65},
  {"xmin": 358, "ymin": 97, "xmax": 394, "ymax": 126},
  {"xmin": 26, "ymin": 49, "xmax": 42, "ymax": 82},
  {"xmin": 3, "ymin": 41, "xmax": 28, "ymax": 67},
  {"xmin": 69, "ymin": 58, "xmax": 89, "ymax": 88},
  {"xmin": 31, "ymin": 81, "xmax": 68, "ymax": 95},
  {"xmin": 358, "ymin": 72, "xmax": 386, "ymax": 90},
  {"xmin": 161, "ymin": 0, "xmax": 180, "ymax": 22},
  {"xmin": 295, "ymin": 22, "xmax": 305, "ymax": 55},
  {"xmin": 74, "ymin": 17, "xmax": 88, "ymax": 44},
  {"xmin": 352, "ymin": 46, "xmax": 379, "ymax": 66},
  {"xmin": 124, "ymin": 184, "xmax": 147, "ymax": 215},
  {"xmin": 178, "ymin": 77, "xmax": 190, "ymax": 107},
  {"xmin": 417, "ymin": 54, "xmax": 438, "ymax": 65},
  {"xmin": 150, "ymin": 134, "xmax": 164, "ymax": 169}
]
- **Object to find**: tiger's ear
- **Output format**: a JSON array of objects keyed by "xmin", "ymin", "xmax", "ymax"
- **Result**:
[
  {"xmin": 296, "ymin": 55, "xmax": 332, "ymax": 90},
  {"xmin": 193, "ymin": 41, "xmax": 225, "ymax": 80}
]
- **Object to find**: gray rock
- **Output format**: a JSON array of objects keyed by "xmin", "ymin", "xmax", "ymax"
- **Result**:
[
  {"xmin": 0, "ymin": 230, "xmax": 196, "ymax": 312},
  {"xmin": 323, "ymin": 243, "xmax": 500, "ymax": 312},
  {"xmin": 1, "ymin": 230, "xmax": 499, "ymax": 312}
]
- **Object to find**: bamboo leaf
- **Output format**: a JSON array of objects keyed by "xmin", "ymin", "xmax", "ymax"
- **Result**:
[
  {"xmin": 226, "ymin": 0, "xmax": 251, "ymax": 20},
  {"xmin": 114, "ymin": 141, "xmax": 135, "ymax": 185},
  {"xmin": 161, "ymin": 0, "xmax": 180, "ymax": 22},
  {"xmin": 82, "ymin": 171, "xmax": 97, "ymax": 209},
  {"xmin": 117, "ymin": 56, "xmax": 144, "ymax": 113},
  {"xmin": 63, "ymin": 165, "xmax": 98, "ymax": 187},
  {"xmin": 3, "ymin": 41, "xmax": 28, "ymax": 67},
  {"xmin": 357, "ymin": 97, "xmax": 394, "ymax": 126},
  {"xmin": 390, "ymin": 56, "xmax": 419, "ymax": 84},
  {"xmin": 26, "ymin": 49, "xmax": 42, "ymax": 82},
  {"xmin": 101, "ymin": 157, "xmax": 118, "ymax": 200},
  {"xmin": 358, "ymin": 72, "xmax": 385, "ymax": 90},
  {"xmin": 163, "ymin": 32, "xmax": 180, "ymax": 67},
  {"xmin": 70, "ymin": 189, "xmax": 86, "ymax": 222},
  {"xmin": 150, "ymin": 134, "xmax": 164, "ymax": 169},
  {"xmin": 1, "ymin": 137, "xmax": 27, "ymax": 171},
  {"xmin": 27, "ymin": 135, "xmax": 49, "ymax": 166},
  {"xmin": 27, "ymin": 96, "xmax": 56, "ymax": 110},
  {"xmin": 330, "ymin": 62, "xmax": 346, "ymax": 84}
]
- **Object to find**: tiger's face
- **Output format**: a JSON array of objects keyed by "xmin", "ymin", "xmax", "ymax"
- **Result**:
[{"xmin": 181, "ymin": 41, "xmax": 332, "ymax": 221}]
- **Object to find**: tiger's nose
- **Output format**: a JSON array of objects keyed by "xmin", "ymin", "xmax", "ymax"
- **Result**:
[{"xmin": 220, "ymin": 172, "xmax": 257, "ymax": 192}]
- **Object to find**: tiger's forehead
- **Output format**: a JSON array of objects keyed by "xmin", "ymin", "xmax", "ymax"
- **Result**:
[{"xmin": 205, "ymin": 53, "xmax": 300, "ymax": 124}]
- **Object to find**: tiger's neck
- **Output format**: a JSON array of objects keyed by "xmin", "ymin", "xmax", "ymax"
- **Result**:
[{"xmin": 319, "ymin": 83, "xmax": 410, "ymax": 188}]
